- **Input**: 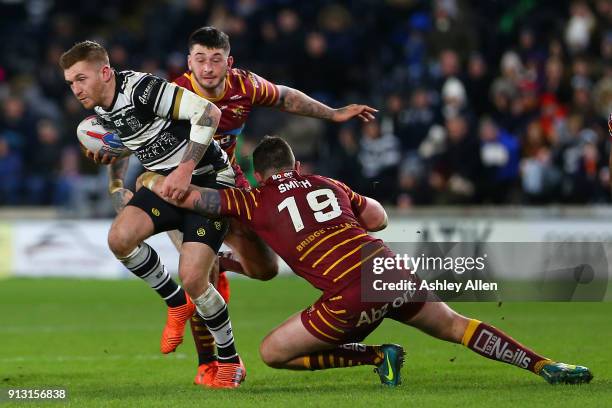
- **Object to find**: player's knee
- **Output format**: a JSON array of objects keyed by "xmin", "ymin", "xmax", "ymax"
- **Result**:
[
  {"xmin": 259, "ymin": 340, "xmax": 285, "ymax": 368},
  {"xmin": 180, "ymin": 271, "xmax": 202, "ymax": 296},
  {"xmin": 107, "ymin": 224, "xmax": 139, "ymax": 257}
]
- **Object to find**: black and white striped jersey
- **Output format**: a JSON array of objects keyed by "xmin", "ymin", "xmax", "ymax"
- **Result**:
[{"xmin": 94, "ymin": 70, "xmax": 230, "ymax": 179}]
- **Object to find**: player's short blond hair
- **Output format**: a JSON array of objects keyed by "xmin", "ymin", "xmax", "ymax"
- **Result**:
[{"xmin": 59, "ymin": 40, "xmax": 109, "ymax": 70}]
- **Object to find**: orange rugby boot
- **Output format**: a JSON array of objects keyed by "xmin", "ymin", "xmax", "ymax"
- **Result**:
[
  {"xmin": 193, "ymin": 360, "xmax": 219, "ymax": 386},
  {"xmin": 160, "ymin": 296, "xmax": 196, "ymax": 354},
  {"xmin": 207, "ymin": 358, "xmax": 246, "ymax": 389}
]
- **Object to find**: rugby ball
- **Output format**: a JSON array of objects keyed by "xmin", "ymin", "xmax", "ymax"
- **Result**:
[{"xmin": 76, "ymin": 115, "xmax": 129, "ymax": 157}]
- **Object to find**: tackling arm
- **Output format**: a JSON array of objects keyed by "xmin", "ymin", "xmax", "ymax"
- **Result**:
[
  {"xmin": 275, "ymin": 85, "xmax": 377, "ymax": 122},
  {"xmin": 356, "ymin": 196, "xmax": 388, "ymax": 232},
  {"xmin": 140, "ymin": 172, "xmax": 222, "ymax": 218}
]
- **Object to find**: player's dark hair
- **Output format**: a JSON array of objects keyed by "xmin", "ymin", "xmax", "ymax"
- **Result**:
[
  {"xmin": 188, "ymin": 26, "xmax": 231, "ymax": 52},
  {"xmin": 59, "ymin": 40, "xmax": 109, "ymax": 70},
  {"xmin": 252, "ymin": 136, "xmax": 295, "ymax": 174}
]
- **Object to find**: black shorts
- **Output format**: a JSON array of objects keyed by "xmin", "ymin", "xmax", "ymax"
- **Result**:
[{"xmin": 127, "ymin": 172, "xmax": 232, "ymax": 252}]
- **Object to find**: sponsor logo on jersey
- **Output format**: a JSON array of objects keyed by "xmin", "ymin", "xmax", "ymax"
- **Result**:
[
  {"xmin": 134, "ymin": 132, "xmax": 179, "ymax": 163},
  {"xmin": 231, "ymin": 106, "xmax": 244, "ymax": 119},
  {"xmin": 473, "ymin": 329, "xmax": 531, "ymax": 368},
  {"xmin": 139, "ymin": 79, "xmax": 158, "ymax": 105},
  {"xmin": 230, "ymin": 94, "xmax": 242, "ymax": 100}
]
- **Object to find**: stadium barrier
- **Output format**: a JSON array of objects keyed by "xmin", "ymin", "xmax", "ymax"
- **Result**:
[{"xmin": 2, "ymin": 207, "xmax": 612, "ymax": 279}]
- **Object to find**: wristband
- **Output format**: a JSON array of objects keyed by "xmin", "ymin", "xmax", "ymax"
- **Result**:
[{"xmin": 109, "ymin": 179, "xmax": 124, "ymax": 194}]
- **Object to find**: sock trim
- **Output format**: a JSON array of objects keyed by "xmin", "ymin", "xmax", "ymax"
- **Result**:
[
  {"xmin": 461, "ymin": 319, "xmax": 481, "ymax": 346},
  {"xmin": 117, "ymin": 245, "xmax": 140, "ymax": 261},
  {"xmin": 534, "ymin": 359, "xmax": 553, "ymax": 374},
  {"xmin": 163, "ymin": 285, "xmax": 182, "ymax": 300}
]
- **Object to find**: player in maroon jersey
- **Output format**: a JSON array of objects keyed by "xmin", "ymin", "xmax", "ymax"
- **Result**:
[
  {"xmin": 86, "ymin": 26, "xmax": 378, "ymax": 385},
  {"xmin": 140, "ymin": 136, "xmax": 593, "ymax": 387},
  {"xmin": 171, "ymin": 26, "xmax": 377, "ymax": 385}
]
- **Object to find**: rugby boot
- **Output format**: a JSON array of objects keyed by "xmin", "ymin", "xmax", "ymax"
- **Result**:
[
  {"xmin": 374, "ymin": 344, "xmax": 405, "ymax": 387},
  {"xmin": 160, "ymin": 295, "xmax": 196, "ymax": 354},
  {"xmin": 539, "ymin": 361, "xmax": 593, "ymax": 385},
  {"xmin": 194, "ymin": 360, "xmax": 219, "ymax": 386},
  {"xmin": 207, "ymin": 357, "xmax": 246, "ymax": 389}
]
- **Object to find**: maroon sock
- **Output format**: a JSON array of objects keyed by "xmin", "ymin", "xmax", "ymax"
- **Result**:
[
  {"xmin": 462, "ymin": 319, "xmax": 551, "ymax": 373},
  {"xmin": 190, "ymin": 315, "xmax": 217, "ymax": 365},
  {"xmin": 303, "ymin": 344, "xmax": 383, "ymax": 370}
]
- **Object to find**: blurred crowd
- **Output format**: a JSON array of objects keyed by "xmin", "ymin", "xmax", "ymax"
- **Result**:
[{"xmin": 0, "ymin": 0, "xmax": 611, "ymax": 215}]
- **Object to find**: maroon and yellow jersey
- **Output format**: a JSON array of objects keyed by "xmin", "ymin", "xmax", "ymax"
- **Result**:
[
  {"xmin": 173, "ymin": 68, "xmax": 279, "ymax": 164},
  {"xmin": 219, "ymin": 170, "xmax": 387, "ymax": 295}
]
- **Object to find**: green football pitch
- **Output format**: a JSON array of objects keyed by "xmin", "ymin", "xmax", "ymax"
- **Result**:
[{"xmin": 1, "ymin": 277, "xmax": 610, "ymax": 407}]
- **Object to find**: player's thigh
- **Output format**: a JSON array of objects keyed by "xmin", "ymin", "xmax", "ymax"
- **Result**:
[
  {"xmin": 260, "ymin": 312, "xmax": 335, "ymax": 365},
  {"xmin": 401, "ymin": 301, "xmax": 469, "ymax": 343},
  {"xmin": 224, "ymin": 218, "xmax": 278, "ymax": 280},
  {"xmin": 179, "ymin": 213, "xmax": 229, "ymax": 293},
  {"xmin": 108, "ymin": 205, "xmax": 155, "ymax": 255}
]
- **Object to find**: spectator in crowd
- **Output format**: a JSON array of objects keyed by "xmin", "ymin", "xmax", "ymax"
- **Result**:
[
  {"xmin": 429, "ymin": 115, "xmax": 481, "ymax": 204},
  {"xmin": 0, "ymin": 136, "xmax": 22, "ymax": 205},
  {"xmin": 357, "ymin": 120, "xmax": 401, "ymax": 204},
  {"xmin": 0, "ymin": 0, "xmax": 610, "ymax": 210},
  {"xmin": 478, "ymin": 117, "xmax": 520, "ymax": 203}
]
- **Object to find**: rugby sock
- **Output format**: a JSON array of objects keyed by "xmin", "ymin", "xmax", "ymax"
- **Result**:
[
  {"xmin": 190, "ymin": 314, "xmax": 218, "ymax": 365},
  {"xmin": 296, "ymin": 344, "xmax": 384, "ymax": 370},
  {"xmin": 461, "ymin": 319, "xmax": 551, "ymax": 373},
  {"xmin": 189, "ymin": 273, "xmax": 232, "ymax": 365},
  {"xmin": 118, "ymin": 243, "xmax": 186, "ymax": 307},
  {"xmin": 193, "ymin": 284, "xmax": 239, "ymax": 363}
]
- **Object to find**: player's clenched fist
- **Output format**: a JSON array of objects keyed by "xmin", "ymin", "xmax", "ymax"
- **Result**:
[{"xmin": 160, "ymin": 166, "xmax": 191, "ymax": 200}]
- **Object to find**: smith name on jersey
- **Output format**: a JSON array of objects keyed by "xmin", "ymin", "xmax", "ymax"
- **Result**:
[{"xmin": 95, "ymin": 70, "xmax": 229, "ymax": 176}]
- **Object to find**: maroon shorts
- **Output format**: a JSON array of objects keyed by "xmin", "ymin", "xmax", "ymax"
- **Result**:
[{"xmin": 300, "ymin": 282, "xmax": 426, "ymax": 344}]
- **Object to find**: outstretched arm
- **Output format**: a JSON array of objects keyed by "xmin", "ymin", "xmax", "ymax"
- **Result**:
[
  {"xmin": 275, "ymin": 85, "xmax": 377, "ymax": 122},
  {"xmin": 357, "ymin": 196, "xmax": 388, "ymax": 232},
  {"xmin": 140, "ymin": 172, "xmax": 222, "ymax": 218}
]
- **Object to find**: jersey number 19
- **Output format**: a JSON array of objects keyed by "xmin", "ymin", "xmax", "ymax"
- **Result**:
[{"xmin": 277, "ymin": 188, "xmax": 342, "ymax": 232}]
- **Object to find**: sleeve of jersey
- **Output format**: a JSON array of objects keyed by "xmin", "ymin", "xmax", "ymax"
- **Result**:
[
  {"xmin": 327, "ymin": 178, "xmax": 367, "ymax": 215},
  {"xmin": 133, "ymin": 74, "xmax": 176, "ymax": 118},
  {"xmin": 246, "ymin": 71, "xmax": 279, "ymax": 107},
  {"xmin": 219, "ymin": 187, "xmax": 258, "ymax": 224}
]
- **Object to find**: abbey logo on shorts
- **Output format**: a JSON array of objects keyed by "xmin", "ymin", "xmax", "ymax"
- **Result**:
[
  {"xmin": 197, "ymin": 227, "xmax": 206, "ymax": 237},
  {"xmin": 151, "ymin": 208, "xmax": 160, "ymax": 216},
  {"xmin": 214, "ymin": 221, "xmax": 222, "ymax": 231}
]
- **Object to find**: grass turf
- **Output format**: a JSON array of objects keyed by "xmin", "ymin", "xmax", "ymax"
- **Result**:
[{"xmin": 0, "ymin": 277, "xmax": 610, "ymax": 407}]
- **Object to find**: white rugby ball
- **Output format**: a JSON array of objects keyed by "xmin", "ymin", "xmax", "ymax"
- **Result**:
[{"xmin": 76, "ymin": 115, "xmax": 129, "ymax": 157}]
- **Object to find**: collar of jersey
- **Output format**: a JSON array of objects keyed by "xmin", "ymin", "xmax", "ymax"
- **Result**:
[
  {"xmin": 265, "ymin": 169, "xmax": 298, "ymax": 184},
  {"xmin": 189, "ymin": 72, "xmax": 228, "ymax": 102}
]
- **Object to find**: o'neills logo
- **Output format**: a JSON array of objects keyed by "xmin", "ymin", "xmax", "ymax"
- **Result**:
[{"xmin": 473, "ymin": 329, "xmax": 531, "ymax": 369}]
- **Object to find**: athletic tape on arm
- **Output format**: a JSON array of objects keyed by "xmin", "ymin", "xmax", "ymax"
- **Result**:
[{"xmin": 173, "ymin": 88, "xmax": 217, "ymax": 145}]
